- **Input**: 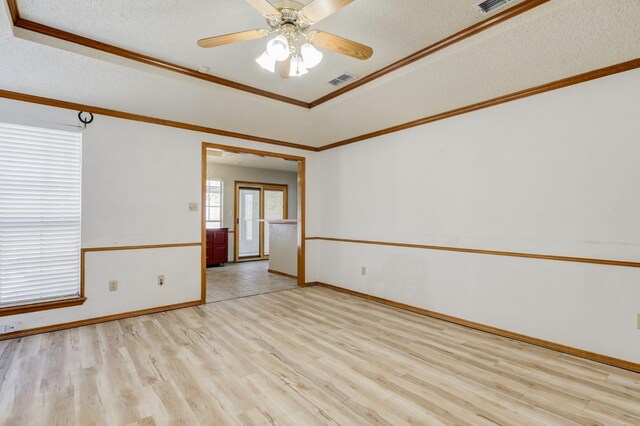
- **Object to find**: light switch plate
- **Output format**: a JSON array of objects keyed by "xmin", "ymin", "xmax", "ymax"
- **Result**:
[{"xmin": 188, "ymin": 202, "xmax": 198, "ymax": 212}]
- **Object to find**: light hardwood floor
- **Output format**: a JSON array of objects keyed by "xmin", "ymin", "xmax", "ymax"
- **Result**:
[
  {"xmin": 1, "ymin": 286, "xmax": 639, "ymax": 425},
  {"xmin": 206, "ymin": 260, "xmax": 297, "ymax": 303}
]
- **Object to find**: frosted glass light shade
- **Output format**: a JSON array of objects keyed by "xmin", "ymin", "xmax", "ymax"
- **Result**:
[
  {"xmin": 289, "ymin": 56, "xmax": 308, "ymax": 77},
  {"xmin": 266, "ymin": 35, "xmax": 290, "ymax": 61},
  {"xmin": 301, "ymin": 43, "xmax": 322, "ymax": 68},
  {"xmin": 255, "ymin": 51, "xmax": 276, "ymax": 72}
]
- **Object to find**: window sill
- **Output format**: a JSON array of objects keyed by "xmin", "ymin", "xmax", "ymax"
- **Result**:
[{"xmin": 0, "ymin": 297, "xmax": 87, "ymax": 317}]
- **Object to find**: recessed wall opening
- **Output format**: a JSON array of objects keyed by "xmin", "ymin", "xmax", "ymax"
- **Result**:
[{"xmin": 201, "ymin": 143, "xmax": 305, "ymax": 304}]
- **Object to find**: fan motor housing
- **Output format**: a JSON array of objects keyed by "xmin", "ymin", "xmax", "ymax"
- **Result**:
[
  {"xmin": 269, "ymin": 7, "xmax": 309, "ymax": 35},
  {"xmin": 280, "ymin": 8, "xmax": 299, "ymax": 23}
]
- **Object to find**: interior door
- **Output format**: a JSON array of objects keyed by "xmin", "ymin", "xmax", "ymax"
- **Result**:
[
  {"xmin": 238, "ymin": 187, "xmax": 261, "ymax": 258},
  {"xmin": 234, "ymin": 182, "xmax": 288, "ymax": 261}
]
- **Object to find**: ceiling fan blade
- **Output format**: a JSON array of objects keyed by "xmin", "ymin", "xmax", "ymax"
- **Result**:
[
  {"xmin": 197, "ymin": 29, "xmax": 269, "ymax": 48},
  {"xmin": 308, "ymin": 30, "xmax": 373, "ymax": 60},
  {"xmin": 245, "ymin": 0, "xmax": 280, "ymax": 17},
  {"xmin": 299, "ymin": 0, "xmax": 354, "ymax": 24},
  {"xmin": 280, "ymin": 59, "xmax": 291, "ymax": 79}
]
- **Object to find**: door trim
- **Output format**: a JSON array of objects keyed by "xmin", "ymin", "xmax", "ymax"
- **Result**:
[
  {"xmin": 234, "ymin": 182, "xmax": 288, "ymax": 262},
  {"xmin": 201, "ymin": 142, "xmax": 306, "ymax": 303}
]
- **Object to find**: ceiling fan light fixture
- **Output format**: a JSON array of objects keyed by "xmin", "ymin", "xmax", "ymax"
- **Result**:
[
  {"xmin": 197, "ymin": 0, "xmax": 373, "ymax": 80},
  {"xmin": 266, "ymin": 35, "xmax": 290, "ymax": 61},
  {"xmin": 289, "ymin": 55, "xmax": 308, "ymax": 77},
  {"xmin": 255, "ymin": 51, "xmax": 276, "ymax": 72},
  {"xmin": 300, "ymin": 42, "xmax": 322, "ymax": 68}
]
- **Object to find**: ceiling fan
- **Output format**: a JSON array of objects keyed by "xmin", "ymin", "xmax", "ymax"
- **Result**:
[{"xmin": 197, "ymin": 0, "xmax": 373, "ymax": 78}]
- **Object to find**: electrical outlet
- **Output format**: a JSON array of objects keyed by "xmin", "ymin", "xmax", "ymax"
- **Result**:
[
  {"xmin": 188, "ymin": 202, "xmax": 198, "ymax": 212},
  {"xmin": 361, "ymin": 267, "xmax": 367, "ymax": 276},
  {"xmin": 0, "ymin": 321, "xmax": 21, "ymax": 334},
  {"xmin": 158, "ymin": 275, "xmax": 165, "ymax": 286},
  {"xmin": 109, "ymin": 280, "xmax": 118, "ymax": 291},
  {"xmin": 637, "ymin": 313, "xmax": 640, "ymax": 330}
]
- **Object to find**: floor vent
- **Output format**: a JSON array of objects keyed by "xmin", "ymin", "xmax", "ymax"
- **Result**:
[
  {"xmin": 473, "ymin": 0, "xmax": 513, "ymax": 14},
  {"xmin": 328, "ymin": 73, "xmax": 357, "ymax": 86}
]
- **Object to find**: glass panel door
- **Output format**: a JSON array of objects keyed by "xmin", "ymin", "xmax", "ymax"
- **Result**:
[
  {"xmin": 238, "ymin": 187, "xmax": 261, "ymax": 258},
  {"xmin": 235, "ymin": 182, "xmax": 288, "ymax": 261},
  {"xmin": 264, "ymin": 189, "xmax": 286, "ymax": 255}
]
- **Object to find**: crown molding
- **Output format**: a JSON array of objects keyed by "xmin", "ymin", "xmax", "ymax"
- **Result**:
[
  {"xmin": 317, "ymin": 58, "xmax": 640, "ymax": 151},
  {"xmin": 12, "ymin": 18, "xmax": 311, "ymax": 108},
  {"xmin": 0, "ymin": 88, "xmax": 318, "ymax": 151},
  {"xmin": 308, "ymin": 0, "xmax": 550, "ymax": 108},
  {"xmin": 6, "ymin": 0, "xmax": 18, "ymax": 22},
  {"xmin": 6, "ymin": 0, "xmax": 547, "ymax": 109},
  {"xmin": 2, "ymin": 59, "xmax": 638, "ymax": 154}
]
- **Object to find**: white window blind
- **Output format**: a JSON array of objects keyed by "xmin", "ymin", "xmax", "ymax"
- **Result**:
[{"xmin": 0, "ymin": 122, "xmax": 82, "ymax": 308}]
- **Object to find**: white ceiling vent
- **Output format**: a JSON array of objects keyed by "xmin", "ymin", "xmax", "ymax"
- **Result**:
[
  {"xmin": 328, "ymin": 73, "xmax": 357, "ymax": 86},
  {"xmin": 473, "ymin": 0, "xmax": 513, "ymax": 14}
]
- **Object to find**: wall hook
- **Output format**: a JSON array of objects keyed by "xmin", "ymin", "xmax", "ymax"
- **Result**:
[{"xmin": 78, "ymin": 111, "xmax": 94, "ymax": 129}]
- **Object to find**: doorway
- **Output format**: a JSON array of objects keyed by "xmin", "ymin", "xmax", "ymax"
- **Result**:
[
  {"xmin": 200, "ymin": 142, "xmax": 306, "ymax": 305},
  {"xmin": 235, "ymin": 182, "xmax": 288, "ymax": 261}
]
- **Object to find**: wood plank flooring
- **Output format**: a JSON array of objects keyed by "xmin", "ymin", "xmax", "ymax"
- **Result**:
[
  {"xmin": 206, "ymin": 261, "xmax": 297, "ymax": 303},
  {"xmin": 1, "ymin": 286, "xmax": 639, "ymax": 425}
]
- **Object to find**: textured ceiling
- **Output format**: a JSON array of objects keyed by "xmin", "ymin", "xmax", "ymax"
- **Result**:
[
  {"xmin": 208, "ymin": 149, "xmax": 298, "ymax": 172},
  {"xmin": 0, "ymin": 0, "xmax": 639, "ymax": 149},
  {"xmin": 309, "ymin": 0, "xmax": 640, "ymax": 145},
  {"xmin": 16, "ymin": 0, "xmax": 526, "ymax": 102},
  {"xmin": 0, "ymin": 0, "xmax": 12, "ymax": 41}
]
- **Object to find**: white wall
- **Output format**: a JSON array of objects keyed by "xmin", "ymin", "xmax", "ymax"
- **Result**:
[
  {"xmin": 0, "ymin": 96, "xmax": 313, "ymax": 332},
  {"xmin": 207, "ymin": 162, "xmax": 298, "ymax": 259},
  {"xmin": 1, "ymin": 30, "xmax": 638, "ymax": 368},
  {"xmin": 268, "ymin": 224, "xmax": 298, "ymax": 277},
  {"xmin": 311, "ymin": 68, "xmax": 640, "ymax": 363}
]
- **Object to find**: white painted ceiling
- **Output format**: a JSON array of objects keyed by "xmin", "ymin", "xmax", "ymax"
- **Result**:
[
  {"xmin": 16, "ymin": 0, "xmax": 526, "ymax": 102},
  {"xmin": 310, "ymin": 0, "xmax": 640, "ymax": 144},
  {"xmin": 1, "ymin": 0, "xmax": 639, "ymax": 149},
  {"xmin": 207, "ymin": 149, "xmax": 298, "ymax": 172}
]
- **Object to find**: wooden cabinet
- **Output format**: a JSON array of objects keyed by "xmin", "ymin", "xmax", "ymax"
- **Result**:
[{"xmin": 206, "ymin": 228, "xmax": 228, "ymax": 266}]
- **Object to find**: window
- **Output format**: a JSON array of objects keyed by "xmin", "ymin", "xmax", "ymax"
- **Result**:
[
  {"xmin": 206, "ymin": 179, "xmax": 223, "ymax": 228},
  {"xmin": 0, "ymin": 122, "xmax": 82, "ymax": 309},
  {"xmin": 243, "ymin": 192, "xmax": 254, "ymax": 241}
]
